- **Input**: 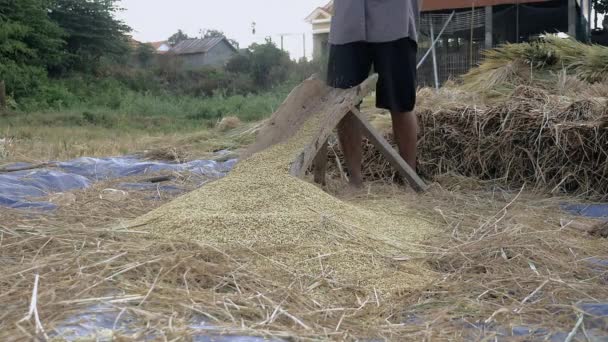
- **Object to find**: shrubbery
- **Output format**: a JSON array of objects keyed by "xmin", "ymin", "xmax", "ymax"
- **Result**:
[{"xmin": 0, "ymin": 0, "xmax": 324, "ymax": 120}]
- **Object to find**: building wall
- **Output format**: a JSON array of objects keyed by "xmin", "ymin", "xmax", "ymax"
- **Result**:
[
  {"xmin": 313, "ymin": 22, "xmax": 331, "ymax": 33},
  {"xmin": 313, "ymin": 33, "xmax": 330, "ymax": 59},
  {"xmin": 310, "ymin": 0, "xmax": 589, "ymax": 83},
  {"xmin": 204, "ymin": 41, "xmax": 237, "ymax": 67},
  {"xmin": 177, "ymin": 53, "xmax": 204, "ymax": 70}
]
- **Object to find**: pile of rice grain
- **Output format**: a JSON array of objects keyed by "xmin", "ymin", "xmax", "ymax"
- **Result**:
[{"xmin": 130, "ymin": 112, "xmax": 436, "ymax": 297}]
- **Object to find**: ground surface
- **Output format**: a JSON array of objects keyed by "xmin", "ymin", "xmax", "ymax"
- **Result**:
[{"xmin": 1, "ymin": 106, "xmax": 607, "ymax": 341}]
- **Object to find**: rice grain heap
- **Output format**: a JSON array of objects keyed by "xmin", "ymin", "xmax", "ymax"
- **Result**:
[{"xmin": 130, "ymin": 76, "xmax": 436, "ymax": 299}]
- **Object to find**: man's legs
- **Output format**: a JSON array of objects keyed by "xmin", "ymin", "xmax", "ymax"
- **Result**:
[
  {"xmin": 338, "ymin": 112, "xmax": 363, "ymax": 187},
  {"xmin": 373, "ymin": 37, "xmax": 419, "ymax": 172},
  {"xmin": 391, "ymin": 110, "xmax": 417, "ymax": 170},
  {"xmin": 326, "ymin": 41, "xmax": 371, "ymax": 188}
]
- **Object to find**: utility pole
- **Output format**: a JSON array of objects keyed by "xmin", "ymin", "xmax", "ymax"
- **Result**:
[
  {"xmin": 485, "ymin": 5, "xmax": 493, "ymax": 49},
  {"xmin": 470, "ymin": 1, "xmax": 475, "ymax": 68},
  {"xmin": 568, "ymin": 0, "xmax": 577, "ymax": 37},
  {"xmin": 516, "ymin": 0, "xmax": 520, "ymax": 42},
  {"xmin": 303, "ymin": 33, "xmax": 307, "ymax": 60},
  {"xmin": 430, "ymin": 21, "xmax": 440, "ymax": 89},
  {"xmin": 276, "ymin": 33, "xmax": 308, "ymax": 59}
]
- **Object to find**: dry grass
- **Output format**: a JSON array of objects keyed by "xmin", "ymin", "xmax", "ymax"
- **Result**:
[
  {"xmin": 2, "ymin": 97, "xmax": 607, "ymax": 340},
  {"xmin": 2, "ymin": 177, "xmax": 606, "ymax": 340},
  {"xmin": 0, "ymin": 120, "xmax": 258, "ymax": 165},
  {"xmin": 217, "ymin": 116, "xmax": 243, "ymax": 132},
  {"xmin": 332, "ymin": 81, "xmax": 608, "ymax": 200},
  {"xmin": 457, "ymin": 37, "xmax": 608, "ymax": 103}
]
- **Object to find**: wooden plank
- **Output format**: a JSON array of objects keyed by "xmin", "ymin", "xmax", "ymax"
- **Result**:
[
  {"xmin": 290, "ymin": 74, "xmax": 378, "ymax": 177},
  {"xmin": 312, "ymin": 138, "xmax": 328, "ymax": 185},
  {"xmin": 350, "ymin": 107, "xmax": 428, "ymax": 193},
  {"xmin": 242, "ymin": 74, "xmax": 328, "ymax": 159}
]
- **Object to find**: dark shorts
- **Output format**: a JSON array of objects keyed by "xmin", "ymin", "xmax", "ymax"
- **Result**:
[{"xmin": 327, "ymin": 37, "xmax": 417, "ymax": 113}]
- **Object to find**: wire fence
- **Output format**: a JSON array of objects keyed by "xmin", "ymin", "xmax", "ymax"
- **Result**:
[{"xmin": 417, "ymin": 9, "xmax": 487, "ymax": 87}]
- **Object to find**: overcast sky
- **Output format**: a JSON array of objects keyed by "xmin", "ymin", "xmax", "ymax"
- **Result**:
[{"xmin": 117, "ymin": 0, "xmax": 327, "ymax": 60}]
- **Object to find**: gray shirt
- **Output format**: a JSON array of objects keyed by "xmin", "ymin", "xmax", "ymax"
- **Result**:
[{"xmin": 329, "ymin": 0, "xmax": 420, "ymax": 45}]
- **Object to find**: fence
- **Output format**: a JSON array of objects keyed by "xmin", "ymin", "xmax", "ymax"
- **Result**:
[
  {"xmin": 417, "ymin": 9, "xmax": 486, "ymax": 87},
  {"xmin": 416, "ymin": 2, "xmax": 576, "ymax": 88}
]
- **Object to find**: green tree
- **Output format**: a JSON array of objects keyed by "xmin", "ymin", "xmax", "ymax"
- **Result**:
[
  {"xmin": 168, "ymin": 29, "xmax": 190, "ymax": 46},
  {"xmin": 0, "ymin": 0, "xmax": 65, "ymax": 98},
  {"xmin": 248, "ymin": 42, "xmax": 291, "ymax": 89},
  {"xmin": 135, "ymin": 43, "xmax": 155, "ymax": 67},
  {"xmin": 49, "ymin": 0, "xmax": 132, "ymax": 73},
  {"xmin": 226, "ymin": 52, "xmax": 252, "ymax": 74}
]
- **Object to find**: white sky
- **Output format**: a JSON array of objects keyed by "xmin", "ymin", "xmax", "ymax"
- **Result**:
[{"xmin": 117, "ymin": 0, "xmax": 327, "ymax": 60}]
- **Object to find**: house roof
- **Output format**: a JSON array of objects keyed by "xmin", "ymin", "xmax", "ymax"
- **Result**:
[
  {"xmin": 322, "ymin": 0, "xmax": 333, "ymax": 13},
  {"xmin": 307, "ymin": 0, "xmax": 553, "ymax": 18},
  {"xmin": 305, "ymin": 1, "xmax": 333, "ymax": 22},
  {"xmin": 423, "ymin": 0, "xmax": 552, "ymax": 11},
  {"xmin": 170, "ymin": 37, "xmax": 237, "ymax": 55}
]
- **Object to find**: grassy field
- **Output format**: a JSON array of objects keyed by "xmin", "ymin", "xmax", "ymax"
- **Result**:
[{"xmin": 0, "ymin": 89, "xmax": 288, "ymax": 163}]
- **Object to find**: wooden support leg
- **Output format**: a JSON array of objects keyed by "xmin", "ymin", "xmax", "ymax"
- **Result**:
[
  {"xmin": 313, "ymin": 139, "xmax": 328, "ymax": 186},
  {"xmin": 350, "ymin": 107, "xmax": 428, "ymax": 193},
  {"xmin": 289, "ymin": 74, "xmax": 379, "ymax": 178}
]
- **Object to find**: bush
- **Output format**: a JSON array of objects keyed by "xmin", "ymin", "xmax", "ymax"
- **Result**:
[
  {"xmin": 226, "ymin": 53, "xmax": 252, "ymax": 74},
  {"xmin": 0, "ymin": 61, "xmax": 49, "ymax": 100}
]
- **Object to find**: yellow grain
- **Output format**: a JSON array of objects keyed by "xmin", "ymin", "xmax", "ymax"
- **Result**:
[{"xmin": 130, "ymin": 111, "xmax": 437, "ymax": 297}]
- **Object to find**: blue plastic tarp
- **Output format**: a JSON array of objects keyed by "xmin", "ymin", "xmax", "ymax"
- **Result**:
[
  {"xmin": 562, "ymin": 203, "xmax": 608, "ymax": 219},
  {"xmin": 0, "ymin": 155, "xmax": 237, "ymax": 210},
  {"xmin": 53, "ymin": 303, "xmax": 284, "ymax": 342}
]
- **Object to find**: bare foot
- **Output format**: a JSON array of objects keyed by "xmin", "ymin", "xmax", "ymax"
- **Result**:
[
  {"xmin": 335, "ymin": 180, "xmax": 366, "ymax": 200},
  {"xmin": 349, "ymin": 177, "xmax": 364, "ymax": 189}
]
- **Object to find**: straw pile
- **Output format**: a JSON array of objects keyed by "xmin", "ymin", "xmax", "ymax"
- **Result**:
[
  {"xmin": 417, "ymin": 87, "xmax": 608, "ymax": 197},
  {"xmin": 130, "ymin": 108, "xmax": 437, "ymax": 300},
  {"xmin": 327, "ymin": 38, "xmax": 608, "ymax": 199},
  {"xmin": 4, "ymin": 179, "xmax": 608, "ymax": 340}
]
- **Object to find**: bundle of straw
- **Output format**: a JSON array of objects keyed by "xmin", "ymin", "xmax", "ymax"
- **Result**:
[
  {"xmin": 327, "ymin": 88, "xmax": 608, "ymax": 198},
  {"xmin": 463, "ymin": 36, "xmax": 608, "ymax": 92}
]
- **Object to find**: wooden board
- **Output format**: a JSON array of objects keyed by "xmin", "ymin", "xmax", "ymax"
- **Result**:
[
  {"xmin": 350, "ymin": 107, "xmax": 428, "ymax": 193},
  {"xmin": 289, "ymin": 75, "xmax": 378, "ymax": 177},
  {"xmin": 242, "ymin": 74, "xmax": 329, "ymax": 159},
  {"xmin": 312, "ymin": 138, "xmax": 328, "ymax": 185}
]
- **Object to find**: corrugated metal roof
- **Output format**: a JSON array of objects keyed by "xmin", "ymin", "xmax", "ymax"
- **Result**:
[
  {"xmin": 423, "ymin": 0, "xmax": 552, "ymax": 11},
  {"xmin": 314, "ymin": 0, "xmax": 553, "ymax": 14},
  {"xmin": 170, "ymin": 37, "xmax": 229, "ymax": 55}
]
